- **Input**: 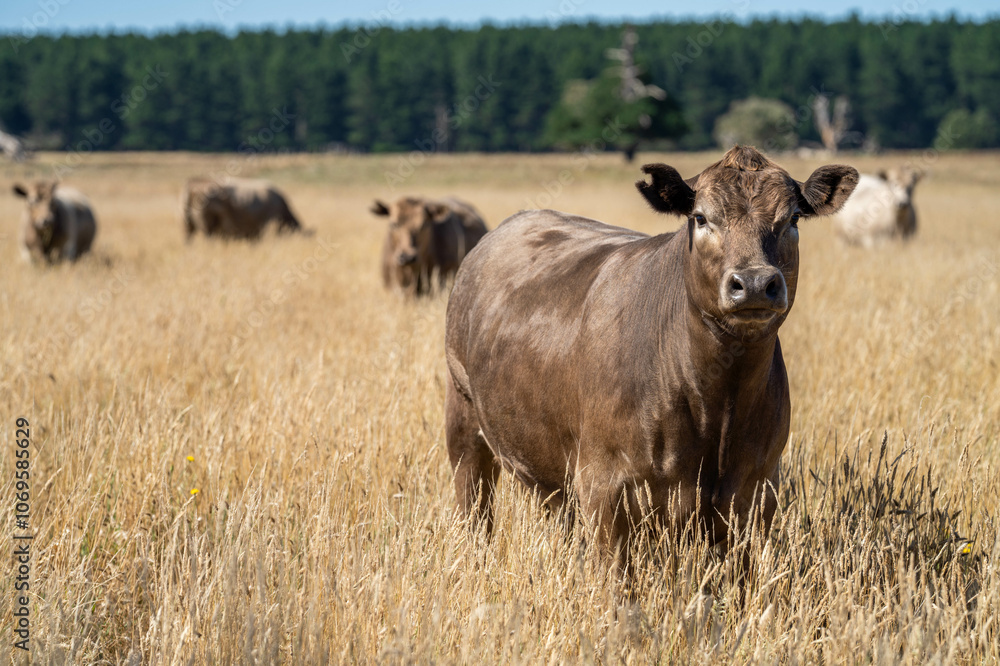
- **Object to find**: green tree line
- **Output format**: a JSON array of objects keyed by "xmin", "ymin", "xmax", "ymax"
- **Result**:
[{"xmin": 1, "ymin": 17, "xmax": 998, "ymax": 153}]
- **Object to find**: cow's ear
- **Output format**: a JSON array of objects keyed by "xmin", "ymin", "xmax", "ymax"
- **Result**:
[
  {"xmin": 370, "ymin": 200, "xmax": 390, "ymax": 217},
  {"xmin": 13, "ymin": 184, "xmax": 28, "ymax": 198},
  {"xmin": 798, "ymin": 165, "xmax": 859, "ymax": 216},
  {"xmin": 636, "ymin": 164, "xmax": 695, "ymax": 216},
  {"xmin": 424, "ymin": 202, "xmax": 450, "ymax": 222}
]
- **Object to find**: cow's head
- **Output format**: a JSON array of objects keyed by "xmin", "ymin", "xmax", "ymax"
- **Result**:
[
  {"xmin": 637, "ymin": 145, "xmax": 858, "ymax": 339},
  {"xmin": 371, "ymin": 197, "xmax": 452, "ymax": 269},
  {"xmin": 876, "ymin": 166, "xmax": 922, "ymax": 236},
  {"xmin": 13, "ymin": 180, "xmax": 60, "ymax": 244},
  {"xmin": 876, "ymin": 166, "xmax": 921, "ymax": 206}
]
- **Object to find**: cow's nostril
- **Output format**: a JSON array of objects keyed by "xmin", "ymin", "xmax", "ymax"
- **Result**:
[
  {"xmin": 765, "ymin": 277, "xmax": 780, "ymax": 299},
  {"xmin": 730, "ymin": 276, "xmax": 744, "ymax": 292}
]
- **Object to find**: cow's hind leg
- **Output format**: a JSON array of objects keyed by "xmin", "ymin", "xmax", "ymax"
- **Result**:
[{"xmin": 445, "ymin": 373, "xmax": 500, "ymax": 534}]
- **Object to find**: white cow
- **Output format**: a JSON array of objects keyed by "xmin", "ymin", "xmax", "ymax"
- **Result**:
[{"xmin": 834, "ymin": 167, "xmax": 922, "ymax": 247}]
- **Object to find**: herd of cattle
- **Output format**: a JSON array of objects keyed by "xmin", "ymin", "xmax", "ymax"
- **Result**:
[
  {"xmin": 10, "ymin": 147, "xmax": 926, "ymax": 568},
  {"xmin": 12, "ymin": 156, "xmax": 920, "ymax": 284},
  {"xmin": 12, "ymin": 173, "xmax": 493, "ymax": 295}
]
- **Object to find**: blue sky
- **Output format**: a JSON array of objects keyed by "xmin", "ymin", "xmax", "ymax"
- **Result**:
[{"xmin": 1, "ymin": 0, "xmax": 995, "ymax": 34}]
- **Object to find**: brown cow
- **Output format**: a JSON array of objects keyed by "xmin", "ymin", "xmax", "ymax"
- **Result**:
[
  {"xmin": 13, "ymin": 180, "xmax": 97, "ymax": 264},
  {"xmin": 444, "ymin": 146, "xmax": 858, "ymax": 569},
  {"xmin": 371, "ymin": 196, "xmax": 488, "ymax": 296},
  {"xmin": 182, "ymin": 176, "xmax": 304, "ymax": 240}
]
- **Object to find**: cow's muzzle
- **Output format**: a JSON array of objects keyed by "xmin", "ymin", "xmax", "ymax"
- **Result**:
[
  {"xmin": 720, "ymin": 267, "xmax": 788, "ymax": 317},
  {"xmin": 36, "ymin": 220, "xmax": 55, "ymax": 246}
]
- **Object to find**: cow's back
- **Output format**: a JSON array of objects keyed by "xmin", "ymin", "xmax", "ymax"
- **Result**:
[
  {"xmin": 227, "ymin": 180, "xmax": 271, "ymax": 227},
  {"xmin": 227, "ymin": 179, "xmax": 277, "ymax": 208},
  {"xmin": 442, "ymin": 197, "xmax": 488, "ymax": 235},
  {"xmin": 449, "ymin": 211, "xmax": 653, "ymax": 356},
  {"xmin": 226, "ymin": 179, "xmax": 293, "ymax": 235}
]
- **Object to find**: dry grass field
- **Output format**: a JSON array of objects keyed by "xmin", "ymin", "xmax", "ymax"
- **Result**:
[{"xmin": 2, "ymin": 149, "xmax": 999, "ymax": 664}]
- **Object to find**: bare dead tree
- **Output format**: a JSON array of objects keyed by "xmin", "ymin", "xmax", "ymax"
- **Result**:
[
  {"xmin": 0, "ymin": 128, "xmax": 28, "ymax": 163},
  {"xmin": 604, "ymin": 26, "xmax": 666, "ymax": 104},
  {"xmin": 604, "ymin": 26, "xmax": 667, "ymax": 161},
  {"xmin": 813, "ymin": 94, "xmax": 851, "ymax": 153}
]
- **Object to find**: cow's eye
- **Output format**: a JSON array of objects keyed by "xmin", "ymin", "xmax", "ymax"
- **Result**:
[
  {"xmin": 693, "ymin": 214, "xmax": 707, "ymax": 228},
  {"xmin": 789, "ymin": 213, "xmax": 800, "ymax": 227}
]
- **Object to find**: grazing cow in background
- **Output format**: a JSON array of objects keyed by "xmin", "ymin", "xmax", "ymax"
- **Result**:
[
  {"xmin": 834, "ymin": 167, "xmax": 922, "ymax": 247},
  {"xmin": 371, "ymin": 196, "xmax": 488, "ymax": 296},
  {"xmin": 13, "ymin": 181, "xmax": 97, "ymax": 264},
  {"xmin": 182, "ymin": 176, "xmax": 304, "ymax": 240},
  {"xmin": 444, "ymin": 146, "xmax": 858, "ymax": 570}
]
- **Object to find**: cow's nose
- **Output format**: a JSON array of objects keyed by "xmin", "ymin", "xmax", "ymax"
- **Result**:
[{"xmin": 722, "ymin": 268, "xmax": 787, "ymax": 313}]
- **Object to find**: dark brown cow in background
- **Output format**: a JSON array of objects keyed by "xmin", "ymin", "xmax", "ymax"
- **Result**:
[
  {"xmin": 371, "ymin": 196, "xmax": 488, "ymax": 296},
  {"xmin": 444, "ymin": 146, "xmax": 858, "ymax": 570},
  {"xmin": 14, "ymin": 180, "xmax": 97, "ymax": 264},
  {"xmin": 182, "ymin": 176, "xmax": 304, "ymax": 241}
]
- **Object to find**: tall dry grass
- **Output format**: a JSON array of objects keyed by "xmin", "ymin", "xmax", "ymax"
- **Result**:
[{"xmin": 1, "ymin": 150, "xmax": 998, "ymax": 663}]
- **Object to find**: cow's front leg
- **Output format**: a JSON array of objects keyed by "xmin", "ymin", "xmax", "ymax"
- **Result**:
[{"xmin": 575, "ymin": 461, "xmax": 635, "ymax": 580}]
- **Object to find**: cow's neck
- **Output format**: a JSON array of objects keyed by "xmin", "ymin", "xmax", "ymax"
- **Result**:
[
  {"xmin": 678, "ymin": 303, "xmax": 779, "ymax": 421},
  {"xmin": 688, "ymin": 307, "xmax": 781, "ymax": 508},
  {"xmin": 660, "ymin": 239, "xmax": 784, "ymax": 507}
]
